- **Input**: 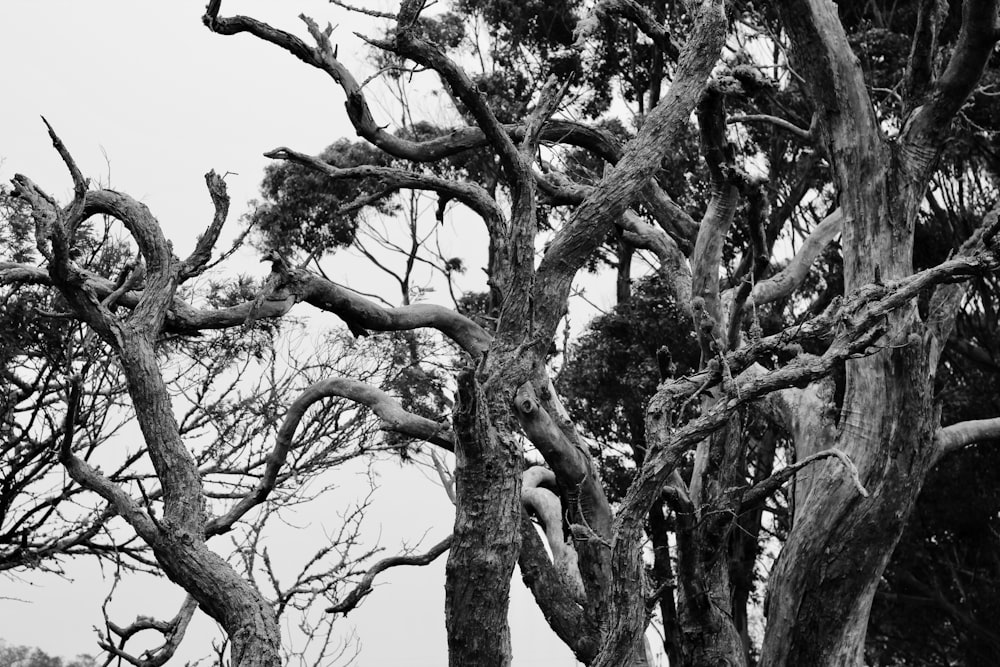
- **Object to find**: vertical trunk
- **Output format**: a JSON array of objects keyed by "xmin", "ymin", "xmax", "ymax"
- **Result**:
[
  {"xmin": 649, "ymin": 502, "xmax": 682, "ymax": 667},
  {"xmin": 676, "ymin": 549, "xmax": 746, "ymax": 667},
  {"xmin": 730, "ymin": 428, "xmax": 777, "ymax": 660},
  {"xmin": 674, "ymin": 416, "xmax": 748, "ymax": 667},
  {"xmin": 758, "ymin": 4, "xmax": 942, "ymax": 657},
  {"xmin": 445, "ymin": 370, "xmax": 522, "ymax": 667}
]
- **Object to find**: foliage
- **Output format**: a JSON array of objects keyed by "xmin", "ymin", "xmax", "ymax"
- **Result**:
[
  {"xmin": 0, "ymin": 640, "xmax": 96, "ymax": 667},
  {"xmin": 249, "ymin": 139, "xmax": 396, "ymax": 257}
]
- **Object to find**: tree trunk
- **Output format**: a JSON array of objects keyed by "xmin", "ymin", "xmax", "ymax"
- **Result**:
[
  {"xmin": 762, "ymin": 330, "xmax": 938, "ymax": 666},
  {"xmin": 445, "ymin": 370, "xmax": 522, "ymax": 667},
  {"xmin": 118, "ymin": 340, "xmax": 284, "ymax": 667},
  {"xmin": 152, "ymin": 539, "xmax": 282, "ymax": 667}
]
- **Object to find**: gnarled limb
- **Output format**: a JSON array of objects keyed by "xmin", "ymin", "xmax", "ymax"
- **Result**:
[
  {"xmin": 14, "ymin": 134, "xmax": 284, "ymax": 666},
  {"xmin": 0, "ymin": 260, "xmax": 492, "ymax": 357},
  {"xmin": 513, "ymin": 382, "xmax": 612, "ymax": 625},
  {"xmin": 202, "ymin": 2, "xmax": 625, "ymax": 166},
  {"xmin": 180, "ymin": 171, "xmax": 231, "ymax": 281},
  {"xmin": 521, "ymin": 466, "xmax": 584, "ymax": 601},
  {"xmin": 901, "ymin": 0, "xmax": 1000, "ymax": 176},
  {"xmin": 517, "ymin": 510, "xmax": 597, "ymax": 663},
  {"xmin": 98, "ymin": 595, "xmax": 198, "ymax": 667},
  {"xmin": 534, "ymin": 0, "xmax": 728, "ymax": 351}
]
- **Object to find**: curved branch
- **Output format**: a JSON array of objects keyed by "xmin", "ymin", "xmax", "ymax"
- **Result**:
[
  {"xmin": 739, "ymin": 448, "xmax": 868, "ymax": 512},
  {"xmin": 902, "ymin": 0, "xmax": 1000, "ymax": 158},
  {"xmin": 209, "ymin": 377, "xmax": 453, "ymax": 535},
  {"xmin": 202, "ymin": 3, "xmax": 624, "ymax": 166},
  {"xmin": 382, "ymin": 3, "xmax": 530, "ymax": 191},
  {"xmin": 327, "ymin": 534, "xmax": 453, "ymax": 614},
  {"xmin": 99, "ymin": 595, "xmax": 198, "ymax": 667},
  {"xmin": 180, "ymin": 171, "xmax": 230, "ymax": 281},
  {"xmin": 0, "ymin": 260, "xmax": 492, "ymax": 357},
  {"xmin": 750, "ymin": 209, "xmax": 843, "ymax": 307},
  {"xmin": 521, "ymin": 467, "xmax": 585, "ymax": 601},
  {"xmin": 594, "ymin": 0, "xmax": 679, "ymax": 59},
  {"xmin": 935, "ymin": 417, "xmax": 1000, "ymax": 460},
  {"xmin": 513, "ymin": 383, "xmax": 593, "ymax": 490},
  {"xmin": 266, "ymin": 146, "xmax": 505, "ymax": 234},
  {"xmin": 517, "ymin": 510, "xmax": 597, "ymax": 663},
  {"xmin": 728, "ymin": 114, "xmax": 812, "ymax": 140}
]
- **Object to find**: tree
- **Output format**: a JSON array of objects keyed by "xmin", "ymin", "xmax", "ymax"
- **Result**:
[
  {"xmin": 0, "ymin": 179, "xmax": 401, "ymax": 663},
  {"xmin": 4, "ymin": 0, "xmax": 1000, "ymax": 666},
  {"xmin": 0, "ymin": 639, "xmax": 96, "ymax": 667}
]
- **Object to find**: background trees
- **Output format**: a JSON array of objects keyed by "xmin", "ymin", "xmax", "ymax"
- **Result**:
[{"xmin": 2, "ymin": 0, "xmax": 1000, "ymax": 666}]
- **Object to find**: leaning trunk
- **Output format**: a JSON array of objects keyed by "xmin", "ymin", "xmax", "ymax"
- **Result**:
[
  {"xmin": 153, "ymin": 539, "xmax": 282, "ymax": 667},
  {"xmin": 119, "ymin": 340, "xmax": 284, "ymax": 667},
  {"xmin": 761, "ymin": 328, "xmax": 938, "ymax": 666}
]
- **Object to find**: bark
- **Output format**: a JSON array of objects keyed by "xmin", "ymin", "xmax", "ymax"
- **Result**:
[
  {"xmin": 674, "ymin": 416, "xmax": 749, "ymax": 667},
  {"xmin": 729, "ymin": 428, "xmax": 777, "ymax": 658},
  {"xmin": 762, "ymin": 329, "xmax": 938, "ymax": 666},
  {"xmin": 445, "ymin": 370, "xmax": 522, "ymax": 667},
  {"xmin": 13, "ymin": 147, "xmax": 285, "ymax": 666},
  {"xmin": 518, "ymin": 511, "xmax": 598, "ymax": 663},
  {"xmin": 759, "ymin": 1, "xmax": 1000, "ymax": 663}
]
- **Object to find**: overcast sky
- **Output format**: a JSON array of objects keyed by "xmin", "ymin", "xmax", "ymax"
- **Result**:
[{"xmin": 0, "ymin": 1, "xmax": 599, "ymax": 664}]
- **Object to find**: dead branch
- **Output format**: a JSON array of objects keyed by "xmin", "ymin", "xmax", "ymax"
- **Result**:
[
  {"xmin": 739, "ymin": 448, "xmax": 868, "ymax": 512},
  {"xmin": 326, "ymin": 534, "xmax": 452, "ymax": 614}
]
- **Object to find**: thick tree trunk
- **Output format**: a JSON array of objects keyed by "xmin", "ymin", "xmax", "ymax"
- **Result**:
[
  {"xmin": 762, "ymin": 330, "xmax": 938, "ymax": 666},
  {"xmin": 677, "ymin": 555, "xmax": 746, "ymax": 667},
  {"xmin": 152, "ymin": 539, "xmax": 282, "ymax": 667},
  {"xmin": 445, "ymin": 370, "xmax": 522, "ymax": 667},
  {"xmin": 675, "ymin": 417, "xmax": 748, "ymax": 667}
]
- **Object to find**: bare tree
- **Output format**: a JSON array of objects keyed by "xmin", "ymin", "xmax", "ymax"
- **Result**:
[{"xmin": 5, "ymin": 0, "xmax": 1000, "ymax": 665}]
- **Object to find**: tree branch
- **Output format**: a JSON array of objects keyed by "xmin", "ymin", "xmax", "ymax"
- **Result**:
[
  {"xmin": 534, "ymin": 0, "xmax": 727, "ymax": 349},
  {"xmin": 902, "ymin": 0, "xmax": 1000, "ymax": 157},
  {"xmin": 99, "ymin": 595, "xmax": 198, "ymax": 667},
  {"xmin": 739, "ymin": 448, "xmax": 868, "ymax": 512},
  {"xmin": 749, "ymin": 208, "xmax": 843, "ymax": 307},
  {"xmin": 935, "ymin": 417, "xmax": 1000, "ymax": 459},
  {"xmin": 727, "ymin": 114, "xmax": 812, "ymax": 141},
  {"xmin": 594, "ymin": 0, "xmax": 680, "ymax": 59},
  {"xmin": 265, "ymin": 146, "xmax": 505, "ymax": 234},
  {"xmin": 326, "ymin": 534, "xmax": 452, "ymax": 614},
  {"xmin": 0, "ymin": 260, "xmax": 492, "ymax": 356},
  {"xmin": 208, "ymin": 377, "xmax": 453, "ymax": 535},
  {"xmin": 180, "ymin": 171, "xmax": 230, "ymax": 281}
]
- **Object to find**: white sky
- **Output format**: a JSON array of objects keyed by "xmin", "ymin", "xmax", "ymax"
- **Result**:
[{"xmin": 0, "ymin": 1, "xmax": 598, "ymax": 664}]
